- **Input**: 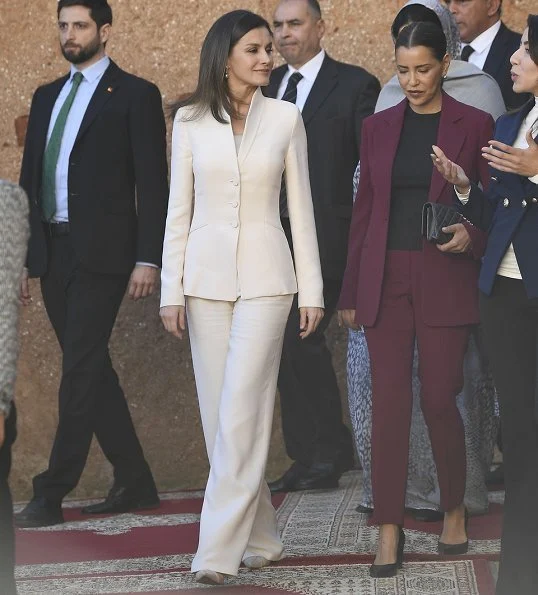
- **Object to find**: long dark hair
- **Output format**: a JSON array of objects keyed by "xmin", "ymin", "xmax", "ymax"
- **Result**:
[
  {"xmin": 170, "ymin": 10, "xmax": 272, "ymax": 123},
  {"xmin": 529, "ymin": 14, "xmax": 538, "ymax": 65},
  {"xmin": 395, "ymin": 20, "xmax": 447, "ymax": 62},
  {"xmin": 527, "ymin": 15, "xmax": 538, "ymax": 140}
]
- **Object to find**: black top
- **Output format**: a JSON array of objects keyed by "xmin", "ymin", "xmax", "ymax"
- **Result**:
[{"xmin": 387, "ymin": 106, "xmax": 441, "ymax": 251}]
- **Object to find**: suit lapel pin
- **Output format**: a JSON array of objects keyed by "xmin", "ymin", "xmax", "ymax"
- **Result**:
[{"xmin": 107, "ymin": 87, "xmax": 113, "ymax": 93}]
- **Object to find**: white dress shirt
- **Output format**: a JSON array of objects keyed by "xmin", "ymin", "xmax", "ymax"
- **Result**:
[
  {"xmin": 457, "ymin": 96, "xmax": 538, "ymax": 279},
  {"xmin": 46, "ymin": 55, "xmax": 110, "ymax": 222},
  {"xmin": 462, "ymin": 20, "xmax": 501, "ymax": 71},
  {"xmin": 276, "ymin": 49, "xmax": 325, "ymax": 112}
]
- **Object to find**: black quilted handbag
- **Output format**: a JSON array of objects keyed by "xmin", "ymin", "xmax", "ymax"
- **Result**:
[{"xmin": 421, "ymin": 202, "xmax": 469, "ymax": 245}]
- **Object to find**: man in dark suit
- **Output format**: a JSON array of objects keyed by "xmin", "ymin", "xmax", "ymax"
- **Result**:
[
  {"xmin": 15, "ymin": 0, "xmax": 168, "ymax": 528},
  {"xmin": 265, "ymin": 0, "xmax": 380, "ymax": 492},
  {"xmin": 447, "ymin": 0, "xmax": 526, "ymax": 109}
]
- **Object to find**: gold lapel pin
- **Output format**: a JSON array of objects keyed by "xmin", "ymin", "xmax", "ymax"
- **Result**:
[{"xmin": 107, "ymin": 87, "xmax": 113, "ymax": 93}]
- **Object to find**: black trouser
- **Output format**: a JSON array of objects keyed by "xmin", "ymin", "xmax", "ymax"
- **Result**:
[
  {"xmin": 277, "ymin": 219, "xmax": 353, "ymax": 468},
  {"xmin": 480, "ymin": 276, "xmax": 538, "ymax": 595},
  {"xmin": 34, "ymin": 234, "xmax": 153, "ymax": 502},
  {"xmin": 0, "ymin": 405, "xmax": 17, "ymax": 594}
]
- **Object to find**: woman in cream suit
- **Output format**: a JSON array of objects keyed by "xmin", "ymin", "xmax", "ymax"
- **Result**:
[{"xmin": 160, "ymin": 10, "xmax": 324, "ymax": 586}]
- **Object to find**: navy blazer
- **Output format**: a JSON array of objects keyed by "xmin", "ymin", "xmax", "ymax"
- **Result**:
[
  {"xmin": 339, "ymin": 93, "xmax": 493, "ymax": 328},
  {"xmin": 458, "ymin": 99, "xmax": 538, "ymax": 298}
]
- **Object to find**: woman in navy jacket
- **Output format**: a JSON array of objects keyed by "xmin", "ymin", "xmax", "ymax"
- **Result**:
[{"xmin": 433, "ymin": 15, "xmax": 538, "ymax": 595}]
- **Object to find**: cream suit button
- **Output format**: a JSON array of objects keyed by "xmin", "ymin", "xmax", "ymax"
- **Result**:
[
  {"xmin": 229, "ymin": 179, "xmax": 239, "ymax": 186},
  {"xmin": 503, "ymin": 198, "xmax": 510, "ymax": 208},
  {"xmin": 232, "ymin": 201, "xmax": 239, "ymax": 208},
  {"xmin": 231, "ymin": 221, "xmax": 239, "ymax": 228}
]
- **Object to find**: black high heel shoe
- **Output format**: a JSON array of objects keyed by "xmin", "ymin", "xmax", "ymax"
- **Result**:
[
  {"xmin": 437, "ymin": 508, "xmax": 469, "ymax": 555},
  {"xmin": 369, "ymin": 527, "xmax": 405, "ymax": 578}
]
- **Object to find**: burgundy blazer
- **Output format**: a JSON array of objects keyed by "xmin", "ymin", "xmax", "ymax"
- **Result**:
[{"xmin": 338, "ymin": 92, "xmax": 494, "ymax": 328}]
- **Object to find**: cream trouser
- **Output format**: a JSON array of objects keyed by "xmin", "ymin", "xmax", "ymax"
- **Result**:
[{"xmin": 187, "ymin": 294, "xmax": 294, "ymax": 576}]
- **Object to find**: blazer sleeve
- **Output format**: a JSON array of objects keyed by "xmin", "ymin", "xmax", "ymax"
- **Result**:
[
  {"xmin": 285, "ymin": 109, "xmax": 324, "ymax": 308},
  {"xmin": 338, "ymin": 118, "xmax": 374, "ymax": 310},
  {"xmin": 461, "ymin": 112, "xmax": 495, "ymax": 259},
  {"xmin": 458, "ymin": 114, "xmax": 497, "ymax": 231},
  {"xmin": 129, "ymin": 83, "xmax": 169, "ymax": 267},
  {"xmin": 160, "ymin": 112, "xmax": 194, "ymax": 308},
  {"xmin": 19, "ymin": 87, "xmax": 44, "ymax": 271}
]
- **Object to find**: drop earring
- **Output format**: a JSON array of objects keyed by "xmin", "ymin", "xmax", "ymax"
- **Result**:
[{"xmin": 225, "ymin": 66, "xmax": 229, "ymax": 79}]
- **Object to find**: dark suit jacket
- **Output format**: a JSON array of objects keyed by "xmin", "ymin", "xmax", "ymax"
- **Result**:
[
  {"xmin": 459, "ymin": 99, "xmax": 538, "ymax": 298},
  {"xmin": 20, "ymin": 60, "xmax": 169, "ymax": 278},
  {"xmin": 483, "ymin": 22, "xmax": 527, "ymax": 110},
  {"xmin": 265, "ymin": 54, "xmax": 380, "ymax": 281},
  {"xmin": 338, "ymin": 93, "xmax": 493, "ymax": 328}
]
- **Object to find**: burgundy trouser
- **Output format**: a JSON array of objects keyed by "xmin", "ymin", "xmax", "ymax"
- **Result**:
[{"xmin": 365, "ymin": 251, "xmax": 470, "ymax": 525}]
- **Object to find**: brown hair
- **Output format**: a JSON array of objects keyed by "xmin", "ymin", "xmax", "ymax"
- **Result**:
[{"xmin": 169, "ymin": 10, "xmax": 272, "ymax": 123}]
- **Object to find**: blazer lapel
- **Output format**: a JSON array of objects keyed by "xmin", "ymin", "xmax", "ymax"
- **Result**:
[
  {"xmin": 429, "ymin": 92, "xmax": 467, "ymax": 203},
  {"xmin": 36, "ymin": 76, "xmax": 69, "ymax": 154},
  {"xmin": 494, "ymin": 99, "xmax": 535, "ymax": 193},
  {"xmin": 74, "ymin": 61, "xmax": 121, "ymax": 145},
  {"xmin": 301, "ymin": 55, "xmax": 338, "ymax": 125},
  {"xmin": 496, "ymin": 98, "xmax": 535, "ymax": 146},
  {"xmin": 204, "ymin": 109, "xmax": 240, "ymax": 182},
  {"xmin": 375, "ymin": 99, "xmax": 407, "ymax": 212},
  {"xmin": 237, "ymin": 88, "xmax": 264, "ymax": 166}
]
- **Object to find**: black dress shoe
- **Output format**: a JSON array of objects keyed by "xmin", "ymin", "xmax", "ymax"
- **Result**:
[
  {"xmin": 407, "ymin": 508, "xmax": 444, "ymax": 523},
  {"xmin": 81, "ymin": 482, "xmax": 160, "ymax": 515},
  {"xmin": 268, "ymin": 462, "xmax": 308, "ymax": 494},
  {"xmin": 269, "ymin": 461, "xmax": 341, "ymax": 493},
  {"xmin": 369, "ymin": 527, "xmax": 405, "ymax": 578},
  {"xmin": 437, "ymin": 508, "xmax": 469, "ymax": 555},
  {"xmin": 293, "ymin": 462, "xmax": 340, "ymax": 491},
  {"xmin": 15, "ymin": 497, "xmax": 64, "ymax": 528},
  {"xmin": 355, "ymin": 504, "xmax": 373, "ymax": 514}
]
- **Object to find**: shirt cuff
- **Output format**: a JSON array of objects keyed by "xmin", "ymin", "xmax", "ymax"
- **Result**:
[
  {"xmin": 454, "ymin": 185, "xmax": 471, "ymax": 204},
  {"xmin": 529, "ymin": 173, "xmax": 538, "ymax": 184},
  {"xmin": 135, "ymin": 262, "xmax": 159, "ymax": 269}
]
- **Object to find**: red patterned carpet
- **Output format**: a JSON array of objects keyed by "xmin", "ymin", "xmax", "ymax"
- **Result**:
[{"xmin": 15, "ymin": 472, "xmax": 501, "ymax": 594}]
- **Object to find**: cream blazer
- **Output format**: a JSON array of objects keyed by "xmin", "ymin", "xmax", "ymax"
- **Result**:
[{"xmin": 160, "ymin": 88, "xmax": 323, "ymax": 309}]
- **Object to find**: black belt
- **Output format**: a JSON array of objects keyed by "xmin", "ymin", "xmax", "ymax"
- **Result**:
[{"xmin": 44, "ymin": 222, "xmax": 70, "ymax": 237}]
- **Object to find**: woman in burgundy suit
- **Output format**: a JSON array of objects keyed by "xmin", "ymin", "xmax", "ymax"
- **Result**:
[{"xmin": 338, "ymin": 22, "xmax": 493, "ymax": 578}]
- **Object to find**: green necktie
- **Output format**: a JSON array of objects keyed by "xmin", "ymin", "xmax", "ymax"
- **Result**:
[{"xmin": 41, "ymin": 71, "xmax": 84, "ymax": 222}]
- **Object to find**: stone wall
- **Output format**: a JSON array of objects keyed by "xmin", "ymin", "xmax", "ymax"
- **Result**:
[{"xmin": 1, "ymin": 0, "xmax": 534, "ymax": 500}]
